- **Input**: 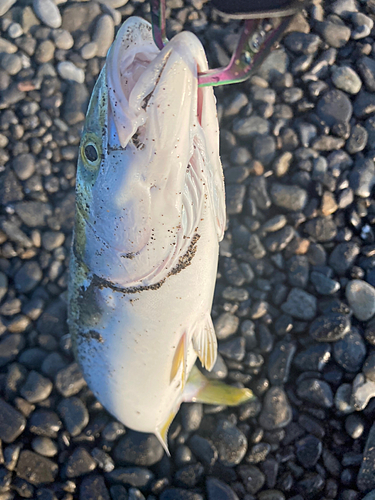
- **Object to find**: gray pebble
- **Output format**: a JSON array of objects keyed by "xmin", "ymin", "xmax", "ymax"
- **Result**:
[
  {"xmin": 14, "ymin": 261, "xmax": 42, "ymax": 293},
  {"xmin": 232, "ymin": 115, "xmax": 270, "ymax": 138},
  {"xmin": 346, "ymin": 280, "xmax": 375, "ymax": 321},
  {"xmin": 329, "ymin": 242, "xmax": 359, "ymax": 275},
  {"xmin": 41, "ymin": 231, "xmax": 65, "ymax": 251},
  {"xmin": 107, "ymin": 467, "xmax": 154, "ymax": 488},
  {"xmin": 297, "ymin": 378, "xmax": 333, "ymax": 408},
  {"xmin": 349, "ymin": 158, "xmax": 375, "ymax": 198},
  {"xmin": 31, "ymin": 436, "xmax": 58, "ymax": 457},
  {"xmin": 20, "ymin": 370, "xmax": 53, "ymax": 403},
  {"xmin": 16, "ymin": 450, "xmax": 58, "ymax": 486},
  {"xmin": 114, "ymin": 431, "xmax": 164, "ymax": 466},
  {"xmin": 357, "ymin": 56, "xmax": 375, "ymax": 93},
  {"xmin": 363, "ymin": 351, "xmax": 375, "ymax": 382},
  {"xmin": 206, "ymin": 477, "xmax": 239, "ymax": 500},
  {"xmin": 309, "ymin": 313, "xmax": 351, "ymax": 342},
  {"xmin": 65, "ymin": 447, "xmax": 97, "ymax": 478},
  {"xmin": 81, "ymin": 42, "xmax": 98, "ymax": 60},
  {"xmin": 12, "ymin": 153, "xmax": 35, "ymax": 180},
  {"xmin": 316, "ymin": 89, "xmax": 353, "ymax": 126},
  {"xmin": 93, "ymin": 15, "xmax": 114, "ymax": 58},
  {"xmin": 0, "ymin": 334, "xmax": 26, "ymax": 368},
  {"xmin": 58, "ymin": 397, "xmax": 89, "ymax": 437},
  {"xmin": 55, "ymin": 362, "xmax": 86, "ymax": 397},
  {"xmin": 237, "ymin": 464, "xmax": 265, "ymax": 494},
  {"xmin": 33, "ymin": 0, "xmax": 62, "ymax": 29},
  {"xmin": 57, "ymin": 61, "xmax": 85, "ymax": 83},
  {"xmin": 350, "ymin": 12, "xmax": 373, "ymax": 39},
  {"xmin": 357, "ymin": 423, "xmax": 375, "ymax": 491},
  {"xmin": 354, "ymin": 90, "xmax": 375, "ymax": 118},
  {"xmin": 1, "ymin": 53, "xmax": 22, "ymax": 75},
  {"xmin": 331, "ymin": 65, "xmax": 362, "ymax": 94},
  {"xmin": 345, "ymin": 414, "xmax": 364, "ymax": 439},
  {"xmin": 259, "ymin": 387, "xmax": 292, "ymax": 430},
  {"xmin": 211, "ymin": 419, "xmax": 247, "ymax": 467},
  {"xmin": 225, "ymin": 184, "xmax": 246, "ymax": 215},
  {"xmin": 0, "ymin": 271, "xmax": 8, "ymax": 303},
  {"xmin": 316, "ymin": 20, "xmax": 351, "ymax": 48},
  {"xmin": 268, "ymin": 341, "xmax": 296, "ymax": 385},
  {"xmin": 333, "ymin": 328, "xmax": 367, "ymax": 372},
  {"xmin": 270, "ymin": 183, "xmax": 307, "ymax": 211},
  {"xmin": 281, "ymin": 288, "xmax": 317, "ymax": 321},
  {"xmin": 0, "ymin": 397, "xmax": 26, "ymax": 443},
  {"xmin": 310, "ymin": 271, "xmax": 340, "ymax": 295},
  {"xmin": 214, "ymin": 312, "xmax": 239, "ymax": 339},
  {"xmin": 81, "ymin": 475, "xmax": 110, "ymax": 500},
  {"xmin": 52, "ymin": 29, "xmax": 74, "ymax": 50},
  {"xmin": 304, "ymin": 216, "xmax": 337, "ymax": 242},
  {"xmin": 294, "ymin": 343, "xmax": 331, "ymax": 371},
  {"xmin": 0, "ymin": 0, "xmax": 17, "ymax": 17}
]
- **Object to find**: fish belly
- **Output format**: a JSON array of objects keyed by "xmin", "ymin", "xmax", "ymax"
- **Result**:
[{"xmin": 73, "ymin": 212, "xmax": 219, "ymax": 433}]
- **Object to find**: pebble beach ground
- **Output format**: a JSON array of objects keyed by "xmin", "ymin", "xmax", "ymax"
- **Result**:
[{"xmin": 0, "ymin": 0, "xmax": 375, "ymax": 499}]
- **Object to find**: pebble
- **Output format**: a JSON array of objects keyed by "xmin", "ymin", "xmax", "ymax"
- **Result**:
[
  {"xmin": 114, "ymin": 431, "xmax": 164, "ymax": 466},
  {"xmin": 281, "ymin": 288, "xmax": 317, "ymax": 321},
  {"xmin": 268, "ymin": 341, "xmax": 296, "ymax": 385},
  {"xmin": 219, "ymin": 336, "xmax": 245, "ymax": 361},
  {"xmin": 81, "ymin": 42, "xmax": 98, "ymax": 60},
  {"xmin": 335, "ymin": 383, "xmax": 355, "ymax": 413},
  {"xmin": 316, "ymin": 20, "xmax": 351, "ymax": 48},
  {"xmin": 0, "ymin": 334, "xmax": 26, "ymax": 368},
  {"xmin": 65, "ymin": 447, "xmax": 97, "ymax": 478},
  {"xmin": 41, "ymin": 231, "xmax": 65, "ymax": 251},
  {"xmin": 232, "ymin": 116, "xmax": 270, "ymax": 138},
  {"xmin": 316, "ymin": 89, "xmax": 353, "ymax": 126},
  {"xmin": 160, "ymin": 489, "xmax": 204, "ymax": 500},
  {"xmin": 358, "ymin": 56, "xmax": 375, "ymax": 92},
  {"xmin": 237, "ymin": 464, "xmax": 265, "ymax": 494},
  {"xmin": 270, "ymin": 183, "xmax": 307, "ymax": 211},
  {"xmin": 188, "ymin": 435, "xmax": 218, "ymax": 467},
  {"xmin": 225, "ymin": 185, "xmax": 246, "ymax": 215},
  {"xmin": 31, "ymin": 436, "xmax": 58, "ymax": 457},
  {"xmin": 58, "ymin": 397, "xmax": 89, "ymax": 436},
  {"xmin": 284, "ymin": 32, "xmax": 321, "ymax": 55},
  {"xmin": 351, "ymin": 373, "xmax": 375, "ymax": 410},
  {"xmin": 310, "ymin": 271, "xmax": 340, "ymax": 295},
  {"xmin": 296, "ymin": 435, "xmax": 322, "ymax": 468},
  {"xmin": 304, "ymin": 216, "xmax": 337, "ymax": 242},
  {"xmin": 363, "ymin": 351, "xmax": 375, "ymax": 382},
  {"xmin": 349, "ymin": 158, "xmax": 375, "ymax": 198},
  {"xmin": 1, "ymin": 53, "xmax": 22, "ymax": 75},
  {"xmin": 20, "ymin": 370, "xmax": 52, "ymax": 403},
  {"xmin": 351, "ymin": 12, "xmax": 373, "ymax": 39},
  {"xmin": 259, "ymin": 387, "xmax": 292, "ymax": 430},
  {"xmin": 206, "ymin": 477, "xmax": 239, "ymax": 500},
  {"xmin": 211, "ymin": 420, "xmax": 248, "ymax": 467},
  {"xmin": 16, "ymin": 450, "xmax": 58, "ymax": 485},
  {"xmin": 55, "ymin": 362, "xmax": 86, "ymax": 397},
  {"xmin": 357, "ymin": 423, "xmax": 375, "ymax": 491},
  {"xmin": 14, "ymin": 261, "xmax": 42, "ymax": 293},
  {"xmin": 0, "ymin": 0, "xmax": 16, "ymax": 16},
  {"xmin": 0, "ymin": 398, "xmax": 26, "ymax": 443},
  {"xmin": 12, "ymin": 153, "xmax": 35, "ymax": 180},
  {"xmin": 354, "ymin": 90, "xmax": 375, "ymax": 118},
  {"xmin": 214, "ymin": 313, "xmax": 239, "ymax": 340},
  {"xmin": 309, "ymin": 312, "xmax": 351, "ymax": 342},
  {"xmin": 57, "ymin": 61, "xmax": 85, "ymax": 83},
  {"xmin": 329, "ymin": 242, "xmax": 360, "ymax": 275},
  {"xmin": 52, "ymin": 29, "xmax": 74, "ymax": 50},
  {"xmin": 346, "ymin": 280, "xmax": 375, "ymax": 321},
  {"xmin": 333, "ymin": 328, "xmax": 366, "ymax": 372},
  {"xmin": 93, "ymin": 15, "xmax": 115, "ymax": 58},
  {"xmin": 345, "ymin": 414, "xmax": 364, "ymax": 439},
  {"xmin": 346, "ymin": 123, "xmax": 368, "ymax": 154},
  {"xmin": 331, "ymin": 65, "xmax": 362, "ymax": 94},
  {"xmin": 294, "ymin": 343, "xmax": 331, "ymax": 371},
  {"xmin": 297, "ymin": 378, "xmax": 333, "ymax": 408},
  {"xmin": 0, "ymin": 271, "xmax": 8, "ymax": 303},
  {"xmin": 108, "ymin": 467, "xmax": 154, "ymax": 488},
  {"xmin": 81, "ymin": 475, "xmax": 110, "ymax": 500},
  {"xmin": 33, "ymin": 0, "xmax": 62, "ymax": 28}
]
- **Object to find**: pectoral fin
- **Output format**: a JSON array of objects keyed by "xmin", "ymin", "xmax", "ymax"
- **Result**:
[
  {"xmin": 183, "ymin": 365, "xmax": 255, "ymax": 406},
  {"xmin": 192, "ymin": 315, "xmax": 217, "ymax": 372}
]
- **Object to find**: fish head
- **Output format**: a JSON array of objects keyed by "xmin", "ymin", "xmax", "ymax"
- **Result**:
[{"xmin": 74, "ymin": 17, "xmax": 225, "ymax": 289}]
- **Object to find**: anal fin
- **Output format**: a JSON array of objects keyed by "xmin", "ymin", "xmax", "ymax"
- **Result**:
[
  {"xmin": 192, "ymin": 315, "xmax": 217, "ymax": 372},
  {"xmin": 183, "ymin": 365, "xmax": 255, "ymax": 406}
]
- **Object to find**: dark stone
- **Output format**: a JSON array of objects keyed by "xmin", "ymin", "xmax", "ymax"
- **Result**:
[
  {"xmin": 237, "ymin": 464, "xmax": 265, "ymax": 494},
  {"xmin": 0, "ymin": 397, "xmax": 26, "ymax": 443},
  {"xmin": 206, "ymin": 477, "xmax": 239, "ymax": 500},
  {"xmin": 267, "ymin": 341, "xmax": 296, "ymax": 385},
  {"xmin": 357, "ymin": 56, "xmax": 375, "ymax": 92},
  {"xmin": 310, "ymin": 271, "xmax": 340, "ymax": 295},
  {"xmin": 63, "ymin": 82, "xmax": 90, "ymax": 125},
  {"xmin": 259, "ymin": 387, "xmax": 292, "ymax": 430},
  {"xmin": 80, "ymin": 475, "xmax": 110, "ymax": 500},
  {"xmin": 265, "ymin": 226, "xmax": 295, "ymax": 253},
  {"xmin": 248, "ymin": 176, "xmax": 271, "ymax": 210},
  {"xmin": 107, "ymin": 467, "xmax": 155, "ymax": 489},
  {"xmin": 65, "ymin": 446, "xmax": 96, "ymax": 478},
  {"xmin": 309, "ymin": 313, "xmax": 351, "ymax": 342},
  {"xmin": 281, "ymin": 288, "xmax": 317, "ymax": 321},
  {"xmin": 333, "ymin": 328, "xmax": 366, "ymax": 373},
  {"xmin": 16, "ymin": 450, "xmax": 58, "ymax": 486},
  {"xmin": 0, "ymin": 334, "xmax": 26, "ymax": 368},
  {"xmin": 354, "ymin": 90, "xmax": 375, "ymax": 118},
  {"xmin": 329, "ymin": 242, "xmax": 360, "ymax": 275},
  {"xmin": 55, "ymin": 363, "xmax": 86, "ymax": 397},
  {"xmin": 160, "ymin": 489, "xmax": 204, "ymax": 500},
  {"xmin": 296, "ymin": 435, "xmax": 322, "ymax": 468},
  {"xmin": 58, "ymin": 397, "xmax": 89, "ymax": 437},
  {"xmin": 346, "ymin": 124, "xmax": 368, "ymax": 154},
  {"xmin": 287, "ymin": 256, "xmax": 309, "ymax": 288},
  {"xmin": 357, "ymin": 423, "xmax": 375, "ymax": 491},
  {"xmin": 270, "ymin": 183, "xmax": 307, "ymax": 211},
  {"xmin": 304, "ymin": 217, "xmax": 337, "ymax": 242},
  {"xmin": 13, "ymin": 201, "xmax": 53, "ymax": 227},
  {"xmin": 29, "ymin": 409, "xmax": 62, "ymax": 438},
  {"xmin": 294, "ymin": 344, "xmax": 331, "ymax": 371},
  {"xmin": 226, "ymin": 184, "xmax": 246, "ymax": 215},
  {"xmin": 0, "ymin": 170, "xmax": 23, "ymax": 204},
  {"xmin": 188, "ymin": 435, "xmax": 217, "ymax": 467},
  {"xmin": 246, "ymin": 442, "xmax": 271, "ymax": 464},
  {"xmin": 219, "ymin": 337, "xmax": 245, "ymax": 361},
  {"xmin": 296, "ymin": 379, "xmax": 333, "ymax": 408},
  {"xmin": 175, "ymin": 463, "xmax": 204, "ymax": 488},
  {"xmin": 20, "ymin": 370, "xmax": 52, "ymax": 403},
  {"xmin": 316, "ymin": 90, "xmax": 352, "ymax": 126},
  {"xmin": 114, "ymin": 431, "xmax": 164, "ymax": 466},
  {"xmin": 211, "ymin": 420, "xmax": 248, "ymax": 467},
  {"xmin": 284, "ymin": 32, "xmax": 321, "ymax": 55}
]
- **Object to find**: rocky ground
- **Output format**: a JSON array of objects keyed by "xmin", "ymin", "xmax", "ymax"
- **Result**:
[{"xmin": 0, "ymin": 0, "xmax": 375, "ymax": 499}]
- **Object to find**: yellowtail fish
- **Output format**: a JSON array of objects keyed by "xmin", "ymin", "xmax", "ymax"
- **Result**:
[{"xmin": 68, "ymin": 16, "xmax": 254, "ymax": 453}]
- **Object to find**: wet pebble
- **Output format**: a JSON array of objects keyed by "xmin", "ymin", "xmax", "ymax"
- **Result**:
[
  {"xmin": 211, "ymin": 420, "xmax": 247, "ymax": 467},
  {"xmin": 309, "ymin": 312, "xmax": 351, "ymax": 342},
  {"xmin": 58, "ymin": 397, "xmax": 89, "ymax": 437},
  {"xmin": 333, "ymin": 328, "xmax": 366, "ymax": 372},
  {"xmin": 329, "ymin": 242, "xmax": 360, "ymax": 275},
  {"xmin": 29, "ymin": 409, "xmax": 61, "ymax": 438},
  {"xmin": 346, "ymin": 280, "xmax": 375, "ymax": 321},
  {"xmin": 297, "ymin": 378, "xmax": 333, "ymax": 408},
  {"xmin": 259, "ymin": 387, "xmax": 292, "ymax": 430}
]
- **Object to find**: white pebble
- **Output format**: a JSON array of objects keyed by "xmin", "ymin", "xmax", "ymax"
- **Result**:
[
  {"xmin": 7, "ymin": 22, "xmax": 23, "ymax": 39},
  {"xmin": 57, "ymin": 61, "xmax": 85, "ymax": 83},
  {"xmin": 33, "ymin": 0, "xmax": 62, "ymax": 29}
]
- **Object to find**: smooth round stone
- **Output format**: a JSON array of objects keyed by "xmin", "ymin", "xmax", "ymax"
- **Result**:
[
  {"xmin": 346, "ymin": 280, "xmax": 375, "ymax": 321},
  {"xmin": 351, "ymin": 12, "xmax": 373, "ymax": 39},
  {"xmin": 8, "ymin": 22, "xmax": 23, "ymax": 38},
  {"xmin": 14, "ymin": 261, "xmax": 42, "ymax": 293},
  {"xmin": 329, "ymin": 242, "xmax": 360, "ymax": 275},
  {"xmin": 211, "ymin": 420, "xmax": 248, "ymax": 467},
  {"xmin": 331, "ymin": 65, "xmax": 362, "ymax": 94},
  {"xmin": 349, "ymin": 158, "xmax": 375, "ymax": 198},
  {"xmin": 32, "ymin": 436, "xmax": 58, "ymax": 457},
  {"xmin": 281, "ymin": 288, "xmax": 317, "ymax": 321},
  {"xmin": 345, "ymin": 414, "xmax": 364, "ymax": 439},
  {"xmin": 65, "ymin": 447, "xmax": 97, "ymax": 478},
  {"xmin": 296, "ymin": 434, "xmax": 322, "ymax": 468},
  {"xmin": 259, "ymin": 387, "xmax": 292, "ymax": 430},
  {"xmin": 294, "ymin": 344, "xmax": 331, "ymax": 371},
  {"xmin": 297, "ymin": 378, "xmax": 333, "ymax": 408},
  {"xmin": 114, "ymin": 431, "xmax": 164, "ymax": 466},
  {"xmin": 12, "ymin": 153, "xmax": 35, "ymax": 180},
  {"xmin": 81, "ymin": 42, "xmax": 98, "ymax": 60},
  {"xmin": 270, "ymin": 183, "xmax": 307, "ymax": 211},
  {"xmin": 232, "ymin": 115, "xmax": 270, "ymax": 138},
  {"xmin": 316, "ymin": 20, "xmax": 351, "ymax": 48},
  {"xmin": 41, "ymin": 231, "xmax": 65, "ymax": 251},
  {"xmin": 0, "ymin": 271, "xmax": 8, "ymax": 302},
  {"xmin": 57, "ymin": 61, "xmax": 85, "ymax": 83},
  {"xmin": 180, "ymin": 403, "xmax": 203, "ymax": 432},
  {"xmin": 310, "ymin": 271, "xmax": 340, "ymax": 295},
  {"xmin": 335, "ymin": 383, "xmax": 355, "ymax": 413},
  {"xmin": 0, "ymin": 0, "xmax": 17, "ymax": 17},
  {"xmin": 214, "ymin": 313, "xmax": 239, "ymax": 340},
  {"xmin": 58, "ymin": 397, "xmax": 89, "ymax": 437},
  {"xmin": 52, "ymin": 29, "xmax": 74, "ymax": 50},
  {"xmin": 363, "ymin": 351, "xmax": 375, "ymax": 382},
  {"xmin": 346, "ymin": 124, "xmax": 368, "ymax": 154},
  {"xmin": 258, "ymin": 491, "xmax": 285, "ymax": 500},
  {"xmin": 206, "ymin": 477, "xmax": 239, "ymax": 500},
  {"xmin": 20, "ymin": 370, "xmax": 53, "ymax": 403},
  {"xmin": 93, "ymin": 15, "xmax": 114, "ymax": 58},
  {"xmin": 309, "ymin": 313, "xmax": 351, "ymax": 342},
  {"xmin": 1, "ymin": 53, "xmax": 22, "ymax": 75},
  {"xmin": 333, "ymin": 329, "xmax": 367, "ymax": 372},
  {"xmin": 317, "ymin": 89, "xmax": 353, "ymax": 126},
  {"xmin": 33, "ymin": 0, "xmax": 62, "ymax": 28}
]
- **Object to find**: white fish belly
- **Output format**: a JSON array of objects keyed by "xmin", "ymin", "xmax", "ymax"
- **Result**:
[{"xmin": 75, "ymin": 213, "xmax": 219, "ymax": 433}]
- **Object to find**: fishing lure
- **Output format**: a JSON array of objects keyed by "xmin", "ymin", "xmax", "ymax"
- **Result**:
[{"xmin": 68, "ymin": 16, "xmax": 253, "ymax": 452}]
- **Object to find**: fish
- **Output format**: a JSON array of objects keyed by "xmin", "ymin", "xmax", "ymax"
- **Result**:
[{"xmin": 68, "ymin": 16, "xmax": 254, "ymax": 453}]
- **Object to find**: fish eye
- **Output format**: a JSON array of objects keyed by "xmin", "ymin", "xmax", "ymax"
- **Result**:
[
  {"xmin": 81, "ymin": 134, "xmax": 101, "ymax": 171},
  {"xmin": 84, "ymin": 144, "xmax": 98, "ymax": 163}
]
